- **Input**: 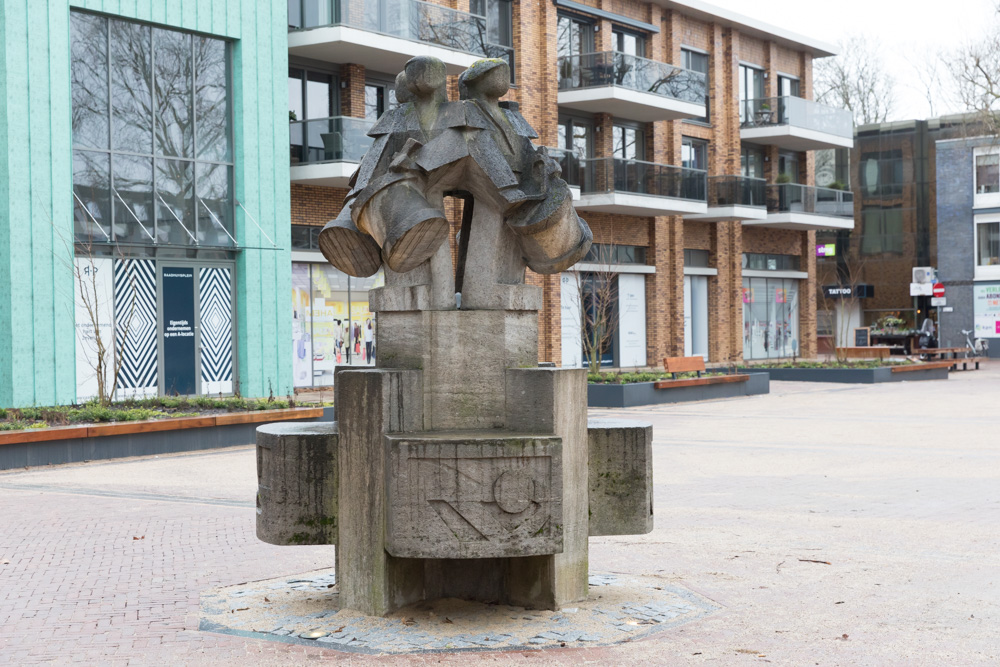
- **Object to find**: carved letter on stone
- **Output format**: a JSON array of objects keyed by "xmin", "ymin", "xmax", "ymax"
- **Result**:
[{"xmin": 385, "ymin": 433, "xmax": 563, "ymax": 559}]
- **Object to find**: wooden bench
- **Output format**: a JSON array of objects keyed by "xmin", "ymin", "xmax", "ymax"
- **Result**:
[
  {"xmin": 836, "ymin": 346, "xmax": 892, "ymax": 360},
  {"xmin": 912, "ymin": 347, "xmax": 980, "ymax": 371},
  {"xmin": 655, "ymin": 356, "xmax": 750, "ymax": 390}
]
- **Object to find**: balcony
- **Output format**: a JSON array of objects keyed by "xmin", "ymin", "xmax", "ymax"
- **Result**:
[
  {"xmin": 288, "ymin": 0, "xmax": 514, "ymax": 75},
  {"xmin": 290, "ymin": 116, "xmax": 374, "ymax": 188},
  {"xmin": 545, "ymin": 147, "xmax": 582, "ymax": 200},
  {"xmin": 742, "ymin": 183, "xmax": 855, "ymax": 231},
  {"xmin": 739, "ymin": 97, "xmax": 854, "ymax": 151},
  {"xmin": 557, "ymin": 52, "xmax": 707, "ymax": 122},
  {"xmin": 686, "ymin": 176, "xmax": 767, "ymax": 222},
  {"xmin": 573, "ymin": 157, "xmax": 708, "ymax": 217}
]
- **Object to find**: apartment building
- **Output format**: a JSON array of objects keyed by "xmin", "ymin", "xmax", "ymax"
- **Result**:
[{"xmin": 285, "ymin": 0, "xmax": 855, "ymax": 386}]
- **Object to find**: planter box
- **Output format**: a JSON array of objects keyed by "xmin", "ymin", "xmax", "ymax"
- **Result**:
[
  {"xmin": 0, "ymin": 407, "xmax": 333, "ymax": 470},
  {"xmin": 741, "ymin": 362, "xmax": 950, "ymax": 384},
  {"xmin": 588, "ymin": 372, "xmax": 769, "ymax": 408}
]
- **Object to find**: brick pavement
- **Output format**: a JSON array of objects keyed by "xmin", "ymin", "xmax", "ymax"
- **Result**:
[{"xmin": 1, "ymin": 366, "xmax": 999, "ymax": 665}]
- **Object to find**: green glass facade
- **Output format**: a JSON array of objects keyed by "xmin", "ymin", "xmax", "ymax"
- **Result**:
[{"xmin": 0, "ymin": 0, "xmax": 292, "ymax": 407}]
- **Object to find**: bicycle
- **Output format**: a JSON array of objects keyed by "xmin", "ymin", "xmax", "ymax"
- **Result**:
[{"xmin": 962, "ymin": 329, "xmax": 989, "ymax": 359}]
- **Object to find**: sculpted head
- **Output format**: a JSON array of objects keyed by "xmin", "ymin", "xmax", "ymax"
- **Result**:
[
  {"xmin": 404, "ymin": 56, "xmax": 447, "ymax": 100},
  {"xmin": 458, "ymin": 59, "xmax": 510, "ymax": 102}
]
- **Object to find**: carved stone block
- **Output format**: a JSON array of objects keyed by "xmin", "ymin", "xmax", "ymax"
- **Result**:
[
  {"xmin": 587, "ymin": 418, "xmax": 654, "ymax": 537},
  {"xmin": 385, "ymin": 432, "xmax": 563, "ymax": 559},
  {"xmin": 256, "ymin": 422, "xmax": 339, "ymax": 546}
]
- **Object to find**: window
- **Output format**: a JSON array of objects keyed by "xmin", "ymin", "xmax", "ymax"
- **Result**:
[
  {"xmin": 976, "ymin": 214, "xmax": 1000, "ymax": 279},
  {"xmin": 741, "ymin": 146, "xmax": 764, "ymax": 179},
  {"xmin": 71, "ymin": 11, "xmax": 232, "ymax": 247},
  {"xmin": 291, "ymin": 224, "xmax": 322, "ymax": 250},
  {"xmin": 613, "ymin": 125, "xmax": 645, "ymax": 161},
  {"xmin": 778, "ymin": 75, "xmax": 800, "ymax": 97},
  {"xmin": 557, "ymin": 15, "xmax": 595, "ymax": 59},
  {"xmin": 977, "ymin": 221, "xmax": 1000, "ymax": 266},
  {"xmin": 584, "ymin": 243, "xmax": 647, "ymax": 264},
  {"xmin": 471, "ymin": 0, "xmax": 512, "ymax": 48},
  {"xmin": 975, "ymin": 149, "xmax": 1000, "ymax": 197},
  {"xmin": 860, "ymin": 206, "xmax": 904, "ymax": 255},
  {"xmin": 778, "ymin": 152, "xmax": 800, "ymax": 183},
  {"xmin": 738, "ymin": 64, "xmax": 764, "ymax": 124},
  {"xmin": 684, "ymin": 249, "xmax": 710, "ymax": 267},
  {"xmin": 613, "ymin": 28, "xmax": 645, "ymax": 57},
  {"xmin": 681, "ymin": 48, "xmax": 709, "ymax": 123},
  {"xmin": 681, "ymin": 137, "xmax": 708, "ymax": 171},
  {"xmin": 557, "ymin": 116, "xmax": 593, "ymax": 187},
  {"xmin": 859, "ymin": 150, "xmax": 903, "ymax": 197},
  {"xmin": 742, "ymin": 277, "xmax": 800, "ymax": 360},
  {"xmin": 742, "ymin": 253, "xmax": 800, "ymax": 271}
]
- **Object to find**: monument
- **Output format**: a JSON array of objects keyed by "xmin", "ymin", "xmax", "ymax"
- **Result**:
[{"xmin": 256, "ymin": 56, "xmax": 653, "ymax": 617}]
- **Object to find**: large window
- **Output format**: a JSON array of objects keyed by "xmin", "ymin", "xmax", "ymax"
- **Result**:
[
  {"xmin": 292, "ymin": 263, "xmax": 384, "ymax": 387},
  {"xmin": 778, "ymin": 75, "xmax": 800, "ymax": 97},
  {"xmin": 681, "ymin": 137, "xmax": 708, "ymax": 171},
  {"xmin": 71, "ymin": 11, "xmax": 232, "ymax": 248},
  {"xmin": 976, "ymin": 214, "xmax": 1000, "ymax": 280},
  {"xmin": 742, "ymin": 277, "xmax": 800, "ymax": 360},
  {"xmin": 681, "ymin": 48, "xmax": 709, "ymax": 123},
  {"xmin": 289, "ymin": 66, "xmax": 338, "ymax": 164},
  {"xmin": 860, "ymin": 207, "xmax": 904, "ymax": 255},
  {"xmin": 859, "ymin": 149, "xmax": 903, "ymax": 197},
  {"xmin": 613, "ymin": 124, "xmax": 645, "ymax": 161},
  {"xmin": 975, "ymin": 147, "xmax": 1000, "ymax": 208}
]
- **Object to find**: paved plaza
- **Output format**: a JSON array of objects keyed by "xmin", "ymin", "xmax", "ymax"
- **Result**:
[{"xmin": 1, "ymin": 367, "xmax": 999, "ymax": 665}]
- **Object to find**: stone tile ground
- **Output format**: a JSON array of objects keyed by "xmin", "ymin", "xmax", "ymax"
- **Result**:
[{"xmin": 1, "ymin": 365, "xmax": 999, "ymax": 664}]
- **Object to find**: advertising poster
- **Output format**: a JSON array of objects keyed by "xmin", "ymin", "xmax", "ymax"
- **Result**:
[
  {"xmin": 291, "ymin": 264, "xmax": 313, "ymax": 387},
  {"xmin": 74, "ymin": 257, "xmax": 114, "ymax": 403},
  {"xmin": 161, "ymin": 267, "xmax": 197, "ymax": 395},
  {"xmin": 618, "ymin": 274, "xmax": 647, "ymax": 368},
  {"xmin": 974, "ymin": 283, "xmax": 1000, "ymax": 337}
]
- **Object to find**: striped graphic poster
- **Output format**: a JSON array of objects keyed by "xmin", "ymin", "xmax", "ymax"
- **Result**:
[
  {"xmin": 114, "ymin": 258, "xmax": 158, "ymax": 399},
  {"xmin": 199, "ymin": 267, "xmax": 234, "ymax": 395}
]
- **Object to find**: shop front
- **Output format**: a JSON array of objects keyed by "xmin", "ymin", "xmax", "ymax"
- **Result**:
[{"xmin": 291, "ymin": 256, "xmax": 384, "ymax": 388}]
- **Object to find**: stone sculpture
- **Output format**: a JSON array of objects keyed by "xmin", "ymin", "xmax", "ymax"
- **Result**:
[{"xmin": 257, "ymin": 56, "xmax": 653, "ymax": 617}]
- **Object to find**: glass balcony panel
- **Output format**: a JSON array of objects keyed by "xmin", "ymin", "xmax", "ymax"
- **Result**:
[
  {"xmin": 740, "ymin": 96, "xmax": 853, "ymax": 140},
  {"xmin": 543, "ymin": 147, "xmax": 582, "ymax": 187},
  {"xmin": 708, "ymin": 175, "xmax": 766, "ymax": 208},
  {"xmin": 766, "ymin": 184, "xmax": 853, "ymax": 217},
  {"xmin": 289, "ymin": 116, "xmax": 374, "ymax": 165},
  {"xmin": 291, "ymin": 0, "xmax": 514, "ymax": 72},
  {"xmin": 557, "ymin": 51, "xmax": 707, "ymax": 106},
  {"xmin": 581, "ymin": 157, "xmax": 706, "ymax": 201}
]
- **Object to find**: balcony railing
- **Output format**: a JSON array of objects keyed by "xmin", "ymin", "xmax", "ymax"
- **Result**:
[
  {"xmin": 557, "ymin": 51, "xmax": 707, "ymax": 106},
  {"xmin": 766, "ymin": 184, "xmax": 854, "ymax": 217},
  {"xmin": 288, "ymin": 0, "xmax": 514, "ymax": 71},
  {"xmin": 290, "ymin": 116, "xmax": 374, "ymax": 165},
  {"xmin": 708, "ymin": 175, "xmax": 766, "ymax": 208},
  {"xmin": 582, "ymin": 157, "xmax": 707, "ymax": 202},
  {"xmin": 740, "ymin": 96, "xmax": 853, "ymax": 139},
  {"xmin": 545, "ymin": 147, "xmax": 583, "ymax": 188}
]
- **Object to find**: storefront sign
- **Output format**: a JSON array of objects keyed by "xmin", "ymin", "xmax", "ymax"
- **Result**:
[
  {"xmin": 974, "ymin": 283, "xmax": 1000, "ymax": 337},
  {"xmin": 816, "ymin": 243, "xmax": 836, "ymax": 257},
  {"xmin": 823, "ymin": 284, "xmax": 875, "ymax": 299},
  {"xmin": 618, "ymin": 274, "xmax": 647, "ymax": 367},
  {"xmin": 162, "ymin": 267, "xmax": 197, "ymax": 395}
]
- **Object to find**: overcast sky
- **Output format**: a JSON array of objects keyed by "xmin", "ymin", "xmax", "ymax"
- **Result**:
[{"xmin": 705, "ymin": 0, "xmax": 998, "ymax": 120}]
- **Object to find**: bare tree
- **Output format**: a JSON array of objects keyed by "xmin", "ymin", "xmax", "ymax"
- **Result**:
[
  {"xmin": 945, "ymin": 2, "xmax": 1000, "ymax": 137},
  {"xmin": 570, "ymin": 247, "xmax": 622, "ymax": 374},
  {"xmin": 814, "ymin": 34, "xmax": 896, "ymax": 125}
]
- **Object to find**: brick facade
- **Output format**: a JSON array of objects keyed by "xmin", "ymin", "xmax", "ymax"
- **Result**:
[{"xmin": 289, "ymin": 1, "xmax": 828, "ymax": 366}]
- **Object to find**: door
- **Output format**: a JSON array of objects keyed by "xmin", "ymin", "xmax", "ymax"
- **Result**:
[
  {"xmin": 684, "ymin": 275, "xmax": 709, "ymax": 359},
  {"xmin": 158, "ymin": 263, "xmax": 234, "ymax": 395}
]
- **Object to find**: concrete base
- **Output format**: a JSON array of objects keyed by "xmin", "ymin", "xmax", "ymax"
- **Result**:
[{"xmin": 587, "ymin": 419, "xmax": 654, "ymax": 537}]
